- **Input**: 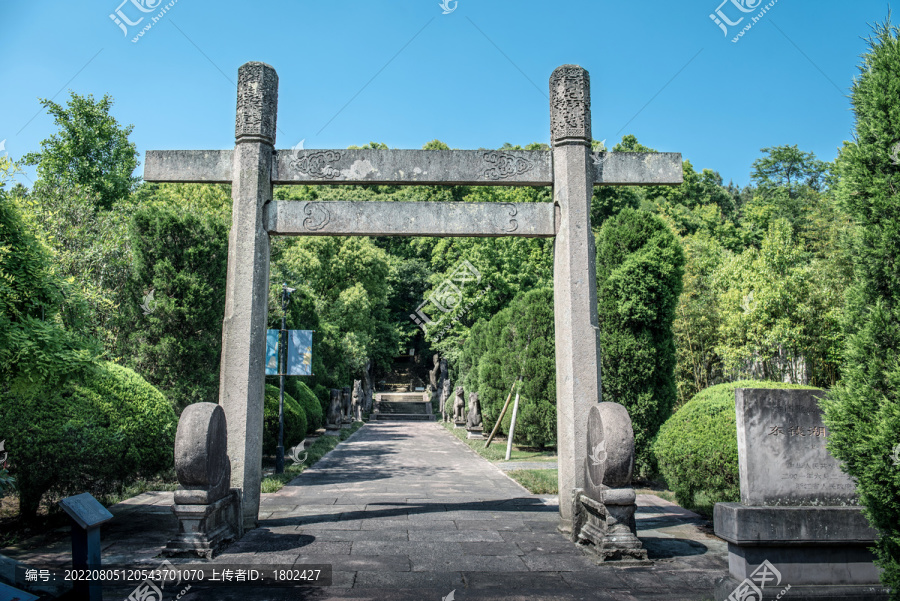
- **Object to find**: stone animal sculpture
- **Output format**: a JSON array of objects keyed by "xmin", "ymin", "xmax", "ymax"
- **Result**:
[
  {"xmin": 453, "ymin": 386, "xmax": 466, "ymax": 423},
  {"xmin": 466, "ymin": 392, "xmax": 482, "ymax": 428},
  {"xmin": 326, "ymin": 389, "xmax": 342, "ymax": 428}
]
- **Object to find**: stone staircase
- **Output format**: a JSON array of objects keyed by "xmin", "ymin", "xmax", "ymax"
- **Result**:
[{"xmin": 373, "ymin": 392, "xmax": 434, "ymax": 421}]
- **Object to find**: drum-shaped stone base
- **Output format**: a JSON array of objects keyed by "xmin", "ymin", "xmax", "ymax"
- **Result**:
[{"xmin": 163, "ymin": 489, "xmax": 242, "ymax": 559}]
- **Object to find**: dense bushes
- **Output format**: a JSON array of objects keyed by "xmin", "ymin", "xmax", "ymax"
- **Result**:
[
  {"xmin": 821, "ymin": 19, "xmax": 900, "ymax": 595},
  {"xmin": 263, "ymin": 384, "xmax": 307, "ymax": 455},
  {"xmin": 460, "ymin": 288, "xmax": 556, "ymax": 448},
  {"xmin": 597, "ymin": 208, "xmax": 685, "ymax": 476},
  {"xmin": 0, "ymin": 362, "xmax": 177, "ymax": 519},
  {"xmin": 125, "ymin": 202, "xmax": 229, "ymax": 410},
  {"xmin": 654, "ymin": 380, "xmax": 818, "ymax": 514}
]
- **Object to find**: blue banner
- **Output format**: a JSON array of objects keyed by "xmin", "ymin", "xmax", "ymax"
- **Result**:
[
  {"xmin": 265, "ymin": 329, "xmax": 279, "ymax": 375},
  {"xmin": 287, "ymin": 330, "xmax": 314, "ymax": 376}
]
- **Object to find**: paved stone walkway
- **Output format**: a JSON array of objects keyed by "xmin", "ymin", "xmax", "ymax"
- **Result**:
[{"xmin": 3, "ymin": 421, "xmax": 729, "ymax": 600}]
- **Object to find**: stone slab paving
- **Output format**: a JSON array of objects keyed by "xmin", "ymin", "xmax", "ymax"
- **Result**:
[{"xmin": 2, "ymin": 421, "xmax": 729, "ymax": 600}]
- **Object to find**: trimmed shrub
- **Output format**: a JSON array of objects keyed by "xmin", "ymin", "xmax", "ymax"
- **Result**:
[
  {"xmin": 263, "ymin": 384, "xmax": 307, "ymax": 455},
  {"xmin": 266, "ymin": 377, "xmax": 324, "ymax": 434},
  {"xmin": 464, "ymin": 288, "xmax": 556, "ymax": 448},
  {"xmin": 654, "ymin": 380, "xmax": 818, "ymax": 513},
  {"xmin": 0, "ymin": 362, "xmax": 177, "ymax": 519},
  {"xmin": 597, "ymin": 208, "xmax": 685, "ymax": 477}
]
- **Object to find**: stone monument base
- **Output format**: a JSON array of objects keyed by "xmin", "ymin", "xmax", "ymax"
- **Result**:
[
  {"xmin": 454, "ymin": 420, "xmax": 466, "ymax": 429},
  {"xmin": 572, "ymin": 488, "xmax": 648, "ymax": 562},
  {"xmin": 466, "ymin": 426, "xmax": 484, "ymax": 440},
  {"xmin": 713, "ymin": 503, "xmax": 887, "ymax": 600},
  {"xmin": 164, "ymin": 489, "xmax": 242, "ymax": 559}
]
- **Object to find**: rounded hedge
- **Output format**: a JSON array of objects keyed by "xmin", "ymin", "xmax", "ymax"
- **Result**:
[
  {"xmin": 293, "ymin": 381, "xmax": 323, "ymax": 433},
  {"xmin": 266, "ymin": 377, "xmax": 323, "ymax": 434},
  {"xmin": 0, "ymin": 362, "xmax": 177, "ymax": 519},
  {"xmin": 653, "ymin": 380, "xmax": 819, "ymax": 512},
  {"xmin": 263, "ymin": 384, "xmax": 307, "ymax": 455}
]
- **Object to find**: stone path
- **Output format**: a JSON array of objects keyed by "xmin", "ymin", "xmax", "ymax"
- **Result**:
[{"xmin": 2, "ymin": 421, "xmax": 729, "ymax": 600}]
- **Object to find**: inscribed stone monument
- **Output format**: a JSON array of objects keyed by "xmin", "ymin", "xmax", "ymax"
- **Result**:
[{"xmin": 713, "ymin": 389, "xmax": 885, "ymax": 600}]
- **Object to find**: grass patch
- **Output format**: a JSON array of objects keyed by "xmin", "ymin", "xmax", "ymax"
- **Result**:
[
  {"xmin": 635, "ymin": 487, "xmax": 678, "ymax": 505},
  {"xmin": 260, "ymin": 422, "xmax": 364, "ymax": 494},
  {"xmin": 439, "ymin": 421, "xmax": 557, "ymax": 463},
  {"xmin": 507, "ymin": 469, "xmax": 558, "ymax": 494}
]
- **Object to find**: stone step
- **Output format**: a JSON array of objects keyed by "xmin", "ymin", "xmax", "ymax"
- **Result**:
[
  {"xmin": 373, "ymin": 413, "xmax": 435, "ymax": 421},
  {"xmin": 379, "ymin": 393, "xmax": 426, "ymax": 404},
  {"xmin": 376, "ymin": 401, "xmax": 430, "ymax": 415}
]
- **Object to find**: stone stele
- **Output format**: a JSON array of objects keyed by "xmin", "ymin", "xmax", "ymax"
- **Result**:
[{"xmin": 735, "ymin": 387, "xmax": 857, "ymax": 506}]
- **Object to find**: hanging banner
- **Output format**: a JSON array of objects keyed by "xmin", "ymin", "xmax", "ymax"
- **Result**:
[
  {"xmin": 287, "ymin": 330, "xmax": 314, "ymax": 376},
  {"xmin": 265, "ymin": 329, "xmax": 280, "ymax": 375}
]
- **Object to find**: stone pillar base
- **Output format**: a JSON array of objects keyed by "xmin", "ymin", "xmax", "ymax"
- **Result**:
[
  {"xmin": 466, "ymin": 427, "xmax": 484, "ymax": 440},
  {"xmin": 572, "ymin": 489, "xmax": 648, "ymax": 562},
  {"xmin": 454, "ymin": 421, "xmax": 466, "ymax": 429},
  {"xmin": 164, "ymin": 489, "xmax": 242, "ymax": 559}
]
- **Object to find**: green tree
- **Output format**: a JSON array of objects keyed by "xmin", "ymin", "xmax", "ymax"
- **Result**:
[
  {"xmin": 0, "ymin": 167, "xmax": 99, "ymax": 395},
  {"xmin": 124, "ymin": 201, "xmax": 229, "ymax": 409},
  {"xmin": 821, "ymin": 19, "xmax": 900, "ymax": 596},
  {"xmin": 23, "ymin": 92, "xmax": 138, "ymax": 211},
  {"xmin": 596, "ymin": 208, "xmax": 685, "ymax": 476},
  {"xmin": 673, "ymin": 233, "xmax": 728, "ymax": 407},
  {"xmin": 715, "ymin": 219, "xmax": 843, "ymax": 386}
]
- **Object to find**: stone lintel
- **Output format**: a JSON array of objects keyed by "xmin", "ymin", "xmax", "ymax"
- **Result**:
[
  {"xmin": 273, "ymin": 149, "xmax": 552, "ymax": 186},
  {"xmin": 144, "ymin": 150, "xmax": 233, "ymax": 183},
  {"xmin": 144, "ymin": 149, "xmax": 683, "ymax": 188},
  {"xmin": 266, "ymin": 200, "xmax": 556, "ymax": 238},
  {"xmin": 593, "ymin": 152, "xmax": 683, "ymax": 185}
]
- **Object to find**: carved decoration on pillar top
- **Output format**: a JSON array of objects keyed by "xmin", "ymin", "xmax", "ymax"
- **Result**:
[
  {"xmin": 235, "ymin": 62, "xmax": 279, "ymax": 145},
  {"xmin": 550, "ymin": 65, "xmax": 591, "ymax": 147}
]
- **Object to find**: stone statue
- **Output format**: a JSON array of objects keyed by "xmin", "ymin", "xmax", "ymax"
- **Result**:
[
  {"xmin": 466, "ymin": 392, "xmax": 482, "ymax": 428},
  {"xmin": 326, "ymin": 388, "xmax": 342, "ymax": 430},
  {"xmin": 429, "ymin": 354, "xmax": 440, "ymax": 390},
  {"xmin": 572, "ymin": 403, "xmax": 646, "ymax": 561},
  {"xmin": 441, "ymin": 378, "xmax": 452, "ymax": 422},
  {"xmin": 351, "ymin": 379, "xmax": 363, "ymax": 421},
  {"xmin": 453, "ymin": 386, "xmax": 466, "ymax": 424},
  {"xmin": 362, "ymin": 358, "xmax": 374, "ymax": 412},
  {"xmin": 341, "ymin": 387, "xmax": 352, "ymax": 423}
]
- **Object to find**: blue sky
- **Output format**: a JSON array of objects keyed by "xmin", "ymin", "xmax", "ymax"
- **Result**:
[{"xmin": 0, "ymin": 1, "xmax": 893, "ymax": 188}]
